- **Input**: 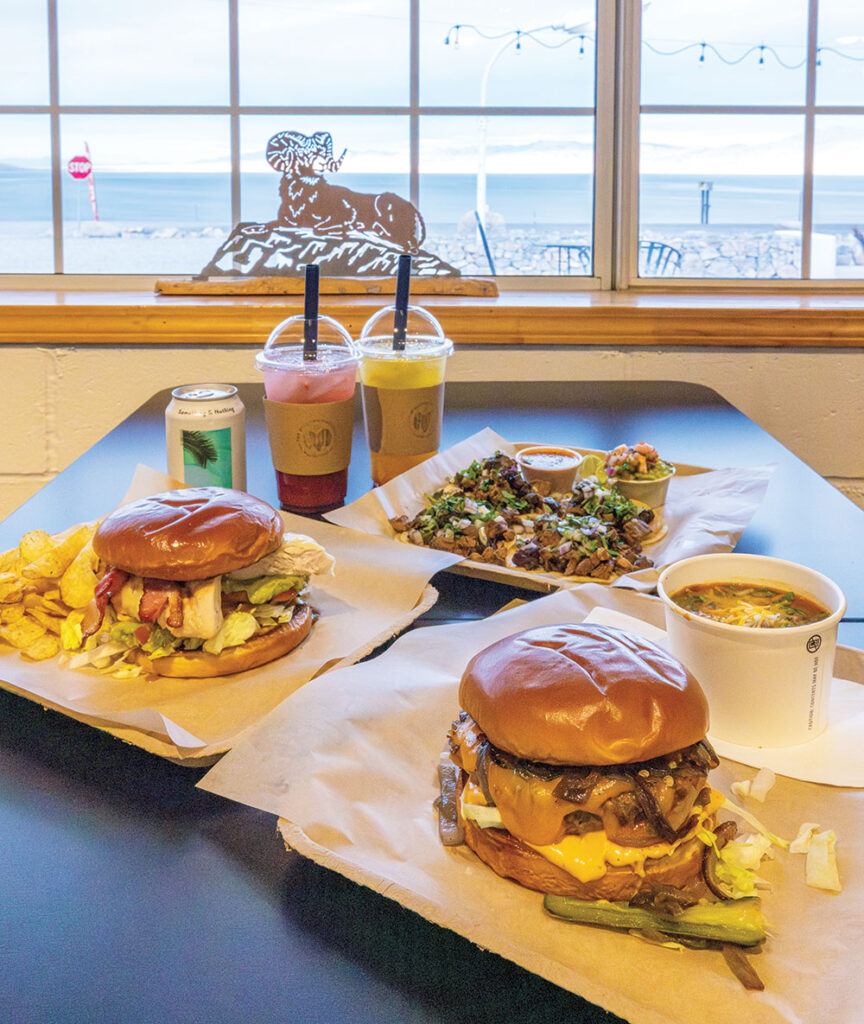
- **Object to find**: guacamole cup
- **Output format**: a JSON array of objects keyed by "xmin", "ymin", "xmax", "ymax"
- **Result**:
[
  {"xmin": 604, "ymin": 443, "xmax": 675, "ymax": 507},
  {"xmin": 612, "ymin": 465, "xmax": 676, "ymax": 507}
]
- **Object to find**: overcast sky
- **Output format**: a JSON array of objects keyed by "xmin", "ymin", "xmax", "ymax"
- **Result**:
[{"xmin": 0, "ymin": 0, "xmax": 862, "ymax": 174}]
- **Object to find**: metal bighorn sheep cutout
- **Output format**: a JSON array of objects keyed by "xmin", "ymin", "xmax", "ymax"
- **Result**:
[
  {"xmin": 266, "ymin": 130, "xmax": 426, "ymax": 254},
  {"xmin": 198, "ymin": 130, "xmax": 457, "ymax": 278}
]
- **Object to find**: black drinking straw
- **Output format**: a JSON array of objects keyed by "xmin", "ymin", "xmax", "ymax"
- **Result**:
[
  {"xmin": 303, "ymin": 263, "xmax": 319, "ymax": 360},
  {"xmin": 392, "ymin": 253, "xmax": 411, "ymax": 351}
]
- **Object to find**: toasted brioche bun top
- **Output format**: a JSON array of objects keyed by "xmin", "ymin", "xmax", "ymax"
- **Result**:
[
  {"xmin": 458, "ymin": 623, "xmax": 709, "ymax": 766},
  {"xmin": 93, "ymin": 487, "xmax": 284, "ymax": 581}
]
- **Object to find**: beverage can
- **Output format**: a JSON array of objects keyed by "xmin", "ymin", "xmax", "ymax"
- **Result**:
[{"xmin": 165, "ymin": 384, "xmax": 247, "ymax": 490}]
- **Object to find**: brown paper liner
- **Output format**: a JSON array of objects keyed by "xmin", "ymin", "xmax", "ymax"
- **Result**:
[
  {"xmin": 361, "ymin": 383, "xmax": 444, "ymax": 456},
  {"xmin": 263, "ymin": 396, "xmax": 355, "ymax": 475}
]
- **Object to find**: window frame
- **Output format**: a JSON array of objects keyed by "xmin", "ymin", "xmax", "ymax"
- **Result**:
[
  {"xmin": 1, "ymin": 0, "xmax": 862, "ymax": 292},
  {"xmin": 620, "ymin": 0, "xmax": 864, "ymax": 291}
]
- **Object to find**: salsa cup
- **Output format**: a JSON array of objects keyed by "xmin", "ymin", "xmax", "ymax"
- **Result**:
[
  {"xmin": 611, "ymin": 464, "xmax": 675, "ymax": 508},
  {"xmin": 516, "ymin": 445, "xmax": 582, "ymax": 492},
  {"xmin": 657, "ymin": 554, "xmax": 846, "ymax": 748}
]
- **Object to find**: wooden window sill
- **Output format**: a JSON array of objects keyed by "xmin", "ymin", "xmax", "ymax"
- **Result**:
[{"xmin": 1, "ymin": 288, "xmax": 863, "ymax": 347}]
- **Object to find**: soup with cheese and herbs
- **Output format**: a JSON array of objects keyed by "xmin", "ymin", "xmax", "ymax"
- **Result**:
[{"xmin": 670, "ymin": 582, "xmax": 830, "ymax": 629}]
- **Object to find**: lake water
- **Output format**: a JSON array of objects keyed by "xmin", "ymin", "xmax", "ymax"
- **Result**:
[{"xmin": 2, "ymin": 168, "xmax": 863, "ymax": 229}]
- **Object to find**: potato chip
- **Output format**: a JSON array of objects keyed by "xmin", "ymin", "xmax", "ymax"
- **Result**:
[
  {"xmin": 0, "ymin": 615, "xmax": 48, "ymax": 649},
  {"xmin": 18, "ymin": 529, "xmax": 54, "ymax": 563},
  {"xmin": 27, "ymin": 607, "xmax": 64, "ymax": 635},
  {"xmin": 0, "ymin": 572, "xmax": 24, "ymax": 604},
  {"xmin": 0, "ymin": 520, "xmax": 100, "ymax": 666},
  {"xmin": 22, "ymin": 524, "xmax": 93, "ymax": 581},
  {"xmin": 22, "ymin": 633, "xmax": 61, "ymax": 661},
  {"xmin": 60, "ymin": 539, "xmax": 101, "ymax": 609},
  {"xmin": 23, "ymin": 591, "xmax": 67, "ymax": 612},
  {"xmin": 24, "ymin": 579, "xmax": 61, "ymax": 596}
]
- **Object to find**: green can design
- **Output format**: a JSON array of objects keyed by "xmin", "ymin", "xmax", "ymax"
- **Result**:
[
  {"xmin": 166, "ymin": 384, "xmax": 247, "ymax": 490},
  {"xmin": 180, "ymin": 427, "xmax": 233, "ymax": 486}
]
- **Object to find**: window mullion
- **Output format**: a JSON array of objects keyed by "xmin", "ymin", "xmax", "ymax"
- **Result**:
[
  {"xmin": 47, "ymin": 0, "xmax": 63, "ymax": 274},
  {"xmin": 592, "ymin": 0, "xmax": 617, "ymax": 290},
  {"xmin": 613, "ymin": 0, "xmax": 641, "ymax": 289},
  {"xmin": 409, "ymin": 0, "xmax": 419, "ymax": 210},
  {"xmin": 228, "ymin": 0, "xmax": 241, "ymax": 228},
  {"xmin": 800, "ymin": 0, "xmax": 820, "ymax": 280}
]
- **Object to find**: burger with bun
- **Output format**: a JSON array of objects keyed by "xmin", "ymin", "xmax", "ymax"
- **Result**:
[
  {"xmin": 440, "ymin": 623, "xmax": 767, "ymax": 967},
  {"xmin": 446, "ymin": 622, "xmax": 722, "ymax": 900},
  {"xmin": 64, "ymin": 487, "xmax": 333, "ymax": 677}
]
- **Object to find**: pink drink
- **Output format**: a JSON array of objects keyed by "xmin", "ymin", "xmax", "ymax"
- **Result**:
[{"xmin": 256, "ymin": 328, "xmax": 359, "ymax": 513}]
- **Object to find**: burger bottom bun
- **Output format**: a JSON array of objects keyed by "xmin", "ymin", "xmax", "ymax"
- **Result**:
[
  {"xmin": 462, "ymin": 818, "xmax": 708, "ymax": 903},
  {"xmin": 129, "ymin": 604, "xmax": 313, "ymax": 678}
]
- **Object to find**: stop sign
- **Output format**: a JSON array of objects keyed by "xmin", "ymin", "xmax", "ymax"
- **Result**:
[{"xmin": 67, "ymin": 155, "xmax": 92, "ymax": 179}]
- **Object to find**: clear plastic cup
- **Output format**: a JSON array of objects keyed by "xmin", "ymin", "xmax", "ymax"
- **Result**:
[
  {"xmin": 255, "ymin": 314, "xmax": 359, "ymax": 513},
  {"xmin": 357, "ymin": 305, "xmax": 454, "ymax": 485}
]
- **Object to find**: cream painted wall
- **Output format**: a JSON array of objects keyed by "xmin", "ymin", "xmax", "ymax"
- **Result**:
[{"xmin": 1, "ymin": 343, "xmax": 863, "ymax": 521}]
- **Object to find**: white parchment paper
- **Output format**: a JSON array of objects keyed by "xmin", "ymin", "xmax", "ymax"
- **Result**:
[
  {"xmin": 581, "ymin": 604, "xmax": 864, "ymax": 787},
  {"xmin": 0, "ymin": 466, "xmax": 460, "ymax": 761},
  {"xmin": 325, "ymin": 428, "xmax": 775, "ymax": 592},
  {"xmin": 199, "ymin": 585, "xmax": 863, "ymax": 1024}
]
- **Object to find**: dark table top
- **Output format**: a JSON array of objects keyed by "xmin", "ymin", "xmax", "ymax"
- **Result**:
[{"xmin": 1, "ymin": 379, "xmax": 863, "ymax": 1024}]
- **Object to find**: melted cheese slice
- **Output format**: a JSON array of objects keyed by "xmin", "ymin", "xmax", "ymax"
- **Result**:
[
  {"xmin": 462, "ymin": 782, "xmax": 724, "ymax": 884},
  {"xmin": 526, "ymin": 790, "xmax": 723, "ymax": 883}
]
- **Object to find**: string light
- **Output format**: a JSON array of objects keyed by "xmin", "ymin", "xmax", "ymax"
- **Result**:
[
  {"xmin": 643, "ymin": 39, "xmax": 864, "ymax": 69},
  {"xmin": 444, "ymin": 23, "xmax": 593, "ymax": 53},
  {"xmin": 445, "ymin": 25, "xmax": 864, "ymax": 68}
]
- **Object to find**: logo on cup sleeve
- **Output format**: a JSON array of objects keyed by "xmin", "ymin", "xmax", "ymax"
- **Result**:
[
  {"xmin": 806, "ymin": 635, "xmax": 822, "ymax": 653},
  {"xmin": 410, "ymin": 401, "xmax": 435, "ymax": 440},
  {"xmin": 297, "ymin": 419, "xmax": 335, "ymax": 457}
]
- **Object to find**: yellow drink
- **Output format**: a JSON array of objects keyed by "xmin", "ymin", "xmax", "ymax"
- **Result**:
[{"xmin": 358, "ymin": 336, "xmax": 452, "ymax": 485}]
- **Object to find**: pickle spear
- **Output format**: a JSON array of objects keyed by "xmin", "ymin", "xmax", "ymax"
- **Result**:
[{"xmin": 543, "ymin": 895, "xmax": 766, "ymax": 947}]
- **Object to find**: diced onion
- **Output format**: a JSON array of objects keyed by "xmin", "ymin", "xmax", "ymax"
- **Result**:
[
  {"xmin": 749, "ymin": 768, "xmax": 776, "ymax": 802},
  {"xmin": 805, "ymin": 830, "xmax": 842, "ymax": 892},
  {"xmin": 789, "ymin": 821, "xmax": 821, "ymax": 854}
]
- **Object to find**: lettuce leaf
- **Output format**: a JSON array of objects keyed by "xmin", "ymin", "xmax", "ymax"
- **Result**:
[
  {"xmin": 222, "ymin": 574, "xmax": 307, "ymax": 605},
  {"xmin": 203, "ymin": 610, "xmax": 258, "ymax": 655}
]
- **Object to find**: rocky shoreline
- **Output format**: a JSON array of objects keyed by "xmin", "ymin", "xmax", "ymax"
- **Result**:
[
  {"xmin": 16, "ymin": 219, "xmax": 864, "ymax": 280},
  {"xmin": 425, "ymin": 224, "xmax": 864, "ymax": 279}
]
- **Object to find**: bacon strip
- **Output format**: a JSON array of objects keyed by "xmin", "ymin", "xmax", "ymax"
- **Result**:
[
  {"xmin": 81, "ymin": 567, "xmax": 130, "ymax": 639},
  {"xmin": 139, "ymin": 578, "xmax": 184, "ymax": 628}
]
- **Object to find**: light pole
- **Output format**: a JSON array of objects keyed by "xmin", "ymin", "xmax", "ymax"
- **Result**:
[
  {"xmin": 445, "ymin": 21, "xmax": 593, "ymax": 233},
  {"xmin": 476, "ymin": 33, "xmax": 519, "ymax": 231}
]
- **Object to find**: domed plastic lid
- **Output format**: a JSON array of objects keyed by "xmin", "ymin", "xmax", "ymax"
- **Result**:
[
  {"xmin": 255, "ymin": 313, "xmax": 359, "ymax": 373},
  {"xmin": 358, "ymin": 304, "xmax": 453, "ymax": 360}
]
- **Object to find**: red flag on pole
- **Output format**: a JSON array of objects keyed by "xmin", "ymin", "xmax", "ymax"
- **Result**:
[{"xmin": 84, "ymin": 141, "xmax": 99, "ymax": 222}]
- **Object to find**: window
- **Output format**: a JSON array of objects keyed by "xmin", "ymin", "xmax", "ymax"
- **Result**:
[
  {"xmin": 632, "ymin": 0, "xmax": 864, "ymax": 282},
  {"xmin": 0, "ymin": 0, "xmax": 861, "ymax": 285}
]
